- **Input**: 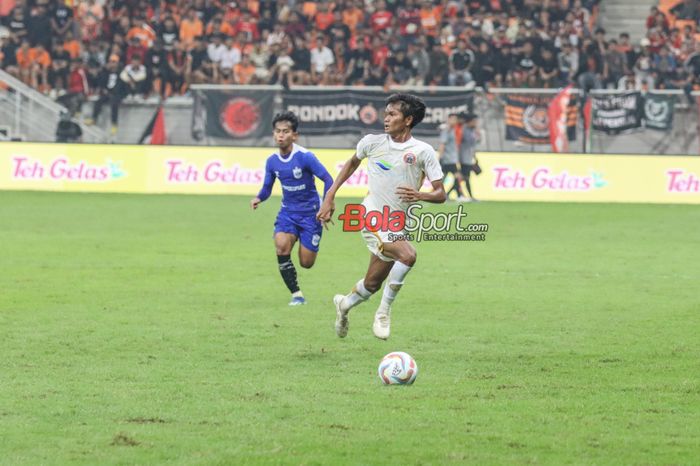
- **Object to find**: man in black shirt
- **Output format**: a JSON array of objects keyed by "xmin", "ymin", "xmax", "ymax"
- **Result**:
[
  {"xmin": 89, "ymin": 56, "xmax": 124, "ymax": 132},
  {"xmin": 386, "ymin": 49, "xmax": 415, "ymax": 84},
  {"xmin": 345, "ymin": 39, "xmax": 371, "ymax": 85},
  {"xmin": 538, "ymin": 47, "xmax": 559, "ymax": 87},
  {"xmin": 449, "ymin": 39, "xmax": 475, "ymax": 86},
  {"xmin": 427, "ymin": 42, "xmax": 449, "ymax": 85},
  {"xmin": 28, "ymin": 5, "xmax": 52, "ymax": 48},
  {"xmin": 515, "ymin": 40, "xmax": 538, "ymax": 87},
  {"xmin": 51, "ymin": 1, "xmax": 74, "ymax": 38},
  {"xmin": 49, "ymin": 39, "xmax": 71, "ymax": 91},
  {"xmin": 145, "ymin": 40, "xmax": 168, "ymax": 96},
  {"xmin": 290, "ymin": 36, "xmax": 312, "ymax": 85},
  {"xmin": 5, "ymin": 8, "xmax": 28, "ymax": 42},
  {"xmin": 158, "ymin": 16, "xmax": 179, "ymax": 51},
  {"xmin": 328, "ymin": 12, "xmax": 351, "ymax": 47},
  {"xmin": 188, "ymin": 37, "xmax": 209, "ymax": 77},
  {"xmin": 684, "ymin": 41, "xmax": 700, "ymax": 103},
  {"xmin": 1, "ymin": 33, "xmax": 20, "ymax": 77}
]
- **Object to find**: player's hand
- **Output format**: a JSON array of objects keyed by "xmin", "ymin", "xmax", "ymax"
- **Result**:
[
  {"xmin": 317, "ymin": 199, "xmax": 335, "ymax": 227},
  {"xmin": 250, "ymin": 197, "xmax": 261, "ymax": 210},
  {"xmin": 396, "ymin": 186, "xmax": 422, "ymax": 203}
]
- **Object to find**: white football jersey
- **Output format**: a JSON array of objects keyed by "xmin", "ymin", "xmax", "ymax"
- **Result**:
[{"xmin": 356, "ymin": 133, "xmax": 443, "ymax": 213}]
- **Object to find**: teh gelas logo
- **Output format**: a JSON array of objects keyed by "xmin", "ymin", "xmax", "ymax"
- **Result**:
[{"xmin": 219, "ymin": 97, "xmax": 260, "ymax": 138}]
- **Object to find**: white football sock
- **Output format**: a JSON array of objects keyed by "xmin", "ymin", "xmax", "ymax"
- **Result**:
[
  {"xmin": 340, "ymin": 279, "xmax": 373, "ymax": 311},
  {"xmin": 380, "ymin": 261, "xmax": 412, "ymax": 308}
]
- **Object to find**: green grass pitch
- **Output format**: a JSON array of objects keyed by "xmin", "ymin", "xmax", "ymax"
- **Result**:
[{"xmin": 1, "ymin": 191, "xmax": 698, "ymax": 465}]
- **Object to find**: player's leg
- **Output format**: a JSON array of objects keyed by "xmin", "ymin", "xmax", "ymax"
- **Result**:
[
  {"xmin": 369, "ymin": 239, "xmax": 417, "ymax": 340},
  {"xmin": 274, "ymin": 232, "xmax": 306, "ymax": 305},
  {"xmin": 274, "ymin": 210, "xmax": 306, "ymax": 305},
  {"xmin": 334, "ymin": 253, "xmax": 393, "ymax": 338},
  {"xmin": 461, "ymin": 165, "xmax": 474, "ymax": 200},
  {"xmin": 453, "ymin": 168, "xmax": 467, "ymax": 200},
  {"xmin": 298, "ymin": 246, "xmax": 317, "ymax": 269},
  {"xmin": 296, "ymin": 213, "xmax": 323, "ymax": 269},
  {"xmin": 445, "ymin": 164, "xmax": 465, "ymax": 200}
]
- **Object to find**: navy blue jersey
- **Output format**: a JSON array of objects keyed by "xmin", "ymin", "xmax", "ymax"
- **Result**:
[{"xmin": 257, "ymin": 144, "xmax": 333, "ymax": 213}]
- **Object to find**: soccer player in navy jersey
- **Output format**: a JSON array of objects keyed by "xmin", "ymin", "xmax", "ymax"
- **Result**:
[{"xmin": 251, "ymin": 112, "xmax": 334, "ymax": 306}]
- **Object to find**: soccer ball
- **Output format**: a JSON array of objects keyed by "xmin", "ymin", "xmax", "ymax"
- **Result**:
[{"xmin": 378, "ymin": 352, "xmax": 418, "ymax": 385}]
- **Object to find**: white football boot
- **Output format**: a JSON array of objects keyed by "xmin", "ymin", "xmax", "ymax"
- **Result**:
[
  {"xmin": 372, "ymin": 305, "xmax": 391, "ymax": 340},
  {"xmin": 334, "ymin": 294, "xmax": 349, "ymax": 338}
]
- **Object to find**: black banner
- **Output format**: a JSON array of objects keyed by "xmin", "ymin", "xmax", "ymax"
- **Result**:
[
  {"xmin": 505, "ymin": 94, "xmax": 577, "ymax": 144},
  {"xmin": 643, "ymin": 94, "xmax": 675, "ymax": 131},
  {"xmin": 282, "ymin": 90, "xmax": 473, "ymax": 137},
  {"xmin": 194, "ymin": 89, "xmax": 275, "ymax": 140},
  {"xmin": 591, "ymin": 92, "xmax": 642, "ymax": 134}
]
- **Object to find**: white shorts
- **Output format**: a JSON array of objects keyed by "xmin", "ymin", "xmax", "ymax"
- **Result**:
[{"xmin": 361, "ymin": 228, "xmax": 409, "ymax": 262}]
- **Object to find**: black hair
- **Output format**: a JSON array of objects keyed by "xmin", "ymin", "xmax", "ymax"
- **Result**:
[
  {"xmin": 385, "ymin": 93, "xmax": 426, "ymax": 128},
  {"xmin": 458, "ymin": 112, "xmax": 477, "ymax": 122},
  {"xmin": 272, "ymin": 111, "xmax": 299, "ymax": 132}
]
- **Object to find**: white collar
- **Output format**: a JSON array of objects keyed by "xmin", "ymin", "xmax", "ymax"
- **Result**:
[
  {"xmin": 387, "ymin": 135, "xmax": 415, "ymax": 150},
  {"xmin": 275, "ymin": 144, "xmax": 299, "ymax": 163}
]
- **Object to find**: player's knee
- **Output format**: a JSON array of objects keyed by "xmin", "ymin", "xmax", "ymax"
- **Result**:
[
  {"xmin": 300, "ymin": 258, "xmax": 315, "ymax": 269},
  {"xmin": 400, "ymin": 249, "xmax": 417, "ymax": 266},
  {"xmin": 275, "ymin": 244, "xmax": 292, "ymax": 256}
]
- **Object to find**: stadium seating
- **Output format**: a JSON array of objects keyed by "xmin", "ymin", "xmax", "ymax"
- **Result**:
[{"xmin": 2, "ymin": 0, "xmax": 699, "ymax": 111}]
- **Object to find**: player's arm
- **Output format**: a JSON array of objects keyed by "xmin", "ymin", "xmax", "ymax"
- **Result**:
[
  {"xmin": 396, "ymin": 147, "xmax": 446, "ymax": 204},
  {"xmin": 306, "ymin": 152, "xmax": 334, "ymax": 198},
  {"xmin": 251, "ymin": 160, "xmax": 276, "ymax": 210},
  {"xmin": 396, "ymin": 179, "xmax": 446, "ymax": 204},
  {"xmin": 316, "ymin": 154, "xmax": 362, "ymax": 223}
]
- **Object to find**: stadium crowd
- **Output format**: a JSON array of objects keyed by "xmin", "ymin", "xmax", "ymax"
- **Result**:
[{"xmin": 2, "ymin": 0, "xmax": 700, "ymax": 112}]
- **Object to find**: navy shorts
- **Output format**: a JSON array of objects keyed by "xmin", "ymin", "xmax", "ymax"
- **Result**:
[{"xmin": 274, "ymin": 210, "xmax": 323, "ymax": 252}]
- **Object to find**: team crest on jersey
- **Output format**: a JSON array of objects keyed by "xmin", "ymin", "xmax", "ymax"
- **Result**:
[
  {"xmin": 274, "ymin": 170, "xmax": 280, "ymax": 178},
  {"xmin": 293, "ymin": 166, "xmax": 302, "ymax": 179},
  {"xmin": 403, "ymin": 152, "xmax": 416, "ymax": 165},
  {"xmin": 312, "ymin": 234, "xmax": 321, "ymax": 246}
]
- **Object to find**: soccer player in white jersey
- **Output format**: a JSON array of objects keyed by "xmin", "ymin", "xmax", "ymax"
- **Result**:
[{"xmin": 316, "ymin": 94, "xmax": 446, "ymax": 339}]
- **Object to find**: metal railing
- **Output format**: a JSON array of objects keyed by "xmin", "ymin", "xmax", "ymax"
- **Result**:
[{"xmin": 0, "ymin": 70, "xmax": 108, "ymax": 143}]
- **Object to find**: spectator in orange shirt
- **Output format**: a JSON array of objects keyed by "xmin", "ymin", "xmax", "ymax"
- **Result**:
[
  {"xmin": 29, "ymin": 43, "xmax": 51, "ymax": 91},
  {"xmin": 342, "ymin": 0, "xmax": 364, "ymax": 34},
  {"xmin": 206, "ymin": 15, "xmax": 235, "ymax": 37},
  {"xmin": 63, "ymin": 31, "xmax": 82, "ymax": 59},
  {"xmin": 223, "ymin": 2, "xmax": 242, "ymax": 25},
  {"xmin": 234, "ymin": 54, "xmax": 256, "ymax": 84},
  {"xmin": 77, "ymin": 0, "xmax": 105, "ymax": 42},
  {"xmin": 180, "ymin": 8, "xmax": 204, "ymax": 50},
  {"xmin": 126, "ymin": 16, "xmax": 156, "ymax": 48},
  {"xmin": 315, "ymin": 3, "xmax": 335, "ymax": 31},
  {"xmin": 420, "ymin": 0, "xmax": 442, "ymax": 37},
  {"xmin": 15, "ymin": 39, "xmax": 32, "ymax": 85},
  {"xmin": 302, "ymin": 1, "xmax": 318, "ymax": 21}
]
